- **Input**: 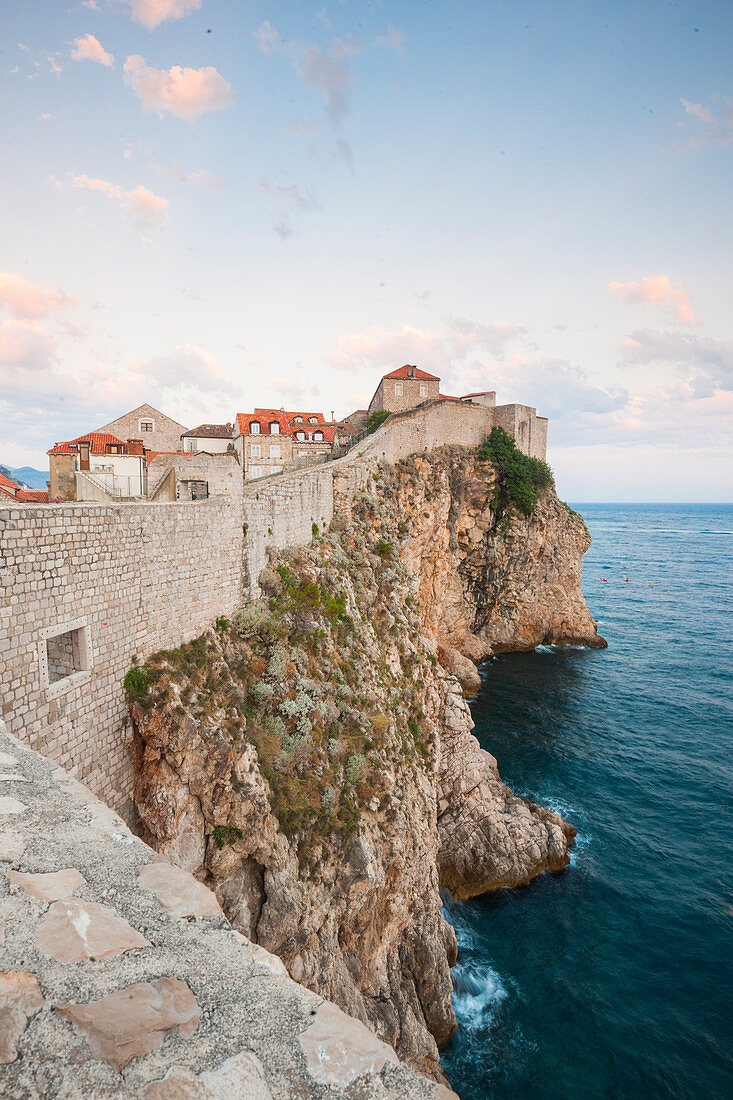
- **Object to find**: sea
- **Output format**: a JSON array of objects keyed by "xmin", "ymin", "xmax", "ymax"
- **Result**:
[{"xmin": 441, "ymin": 503, "xmax": 733, "ymax": 1100}]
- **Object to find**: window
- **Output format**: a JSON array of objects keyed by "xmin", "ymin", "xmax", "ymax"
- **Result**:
[
  {"xmin": 250, "ymin": 466, "xmax": 262, "ymax": 479},
  {"xmin": 420, "ymin": 383, "xmax": 428, "ymax": 397},
  {"xmin": 269, "ymin": 444, "xmax": 281, "ymax": 458},
  {"xmin": 269, "ymin": 421, "xmax": 280, "ymax": 434},
  {"xmin": 189, "ymin": 480, "xmax": 208, "ymax": 500},
  {"xmin": 250, "ymin": 443, "xmax": 261, "ymax": 458},
  {"xmin": 294, "ymin": 416, "xmax": 303, "ymax": 423},
  {"xmin": 313, "ymin": 431, "xmax": 323, "ymax": 441},
  {"xmin": 139, "ymin": 420, "xmax": 154, "ymax": 433},
  {"xmin": 250, "ymin": 421, "xmax": 260, "ymax": 434},
  {"xmin": 38, "ymin": 620, "xmax": 92, "ymax": 698},
  {"xmin": 395, "ymin": 383, "xmax": 403, "ymax": 396},
  {"xmin": 295, "ymin": 431, "xmax": 305, "ymax": 441},
  {"xmin": 308, "ymin": 416, "xmax": 318, "ymax": 424}
]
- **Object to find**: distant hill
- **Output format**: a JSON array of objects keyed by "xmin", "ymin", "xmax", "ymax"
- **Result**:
[{"xmin": 0, "ymin": 464, "xmax": 48, "ymax": 490}]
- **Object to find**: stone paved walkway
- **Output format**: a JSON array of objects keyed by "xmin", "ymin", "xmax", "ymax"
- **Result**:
[{"xmin": 0, "ymin": 721, "xmax": 456, "ymax": 1100}]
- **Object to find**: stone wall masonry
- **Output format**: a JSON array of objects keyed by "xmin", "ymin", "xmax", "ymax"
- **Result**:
[{"xmin": 1, "ymin": 498, "xmax": 244, "ymax": 821}]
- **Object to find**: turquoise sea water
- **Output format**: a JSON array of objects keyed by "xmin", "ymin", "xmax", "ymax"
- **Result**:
[{"xmin": 441, "ymin": 504, "xmax": 733, "ymax": 1100}]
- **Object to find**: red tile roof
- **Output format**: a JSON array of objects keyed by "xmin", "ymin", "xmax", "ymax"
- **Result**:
[
  {"xmin": 236, "ymin": 409, "xmax": 332, "ymax": 438},
  {"xmin": 291, "ymin": 425, "xmax": 339, "ymax": 443},
  {"xmin": 16, "ymin": 490, "xmax": 48, "ymax": 503},
  {"xmin": 48, "ymin": 432, "xmax": 126, "ymax": 455},
  {"xmin": 383, "ymin": 365, "xmax": 440, "ymax": 381},
  {"xmin": 0, "ymin": 471, "xmax": 19, "ymax": 495},
  {"xmin": 462, "ymin": 391, "xmax": 496, "ymax": 398},
  {"xmin": 438, "ymin": 393, "xmax": 460, "ymax": 401}
]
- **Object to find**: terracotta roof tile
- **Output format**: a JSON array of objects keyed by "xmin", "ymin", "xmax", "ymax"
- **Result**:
[
  {"xmin": 48, "ymin": 432, "xmax": 126, "ymax": 456},
  {"xmin": 16, "ymin": 490, "xmax": 48, "ymax": 503},
  {"xmin": 383, "ymin": 365, "xmax": 440, "ymax": 381},
  {"xmin": 0, "ymin": 471, "xmax": 19, "ymax": 494}
]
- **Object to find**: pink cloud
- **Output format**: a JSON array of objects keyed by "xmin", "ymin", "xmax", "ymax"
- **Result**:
[
  {"xmin": 328, "ymin": 319, "xmax": 526, "ymax": 375},
  {"xmin": 253, "ymin": 22, "xmax": 362, "ymax": 124},
  {"xmin": 122, "ymin": 0, "xmax": 201, "ymax": 31},
  {"xmin": 70, "ymin": 33, "xmax": 114, "ymax": 68},
  {"xmin": 608, "ymin": 275, "xmax": 699, "ymax": 326},
  {"xmin": 123, "ymin": 55, "xmax": 234, "ymax": 120},
  {"xmin": 70, "ymin": 174, "xmax": 169, "ymax": 229},
  {"xmin": 0, "ymin": 273, "xmax": 77, "ymax": 320}
]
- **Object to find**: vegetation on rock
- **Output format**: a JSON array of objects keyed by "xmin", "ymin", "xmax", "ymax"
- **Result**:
[{"xmin": 478, "ymin": 425, "xmax": 553, "ymax": 516}]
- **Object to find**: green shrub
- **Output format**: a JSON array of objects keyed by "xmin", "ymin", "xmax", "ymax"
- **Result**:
[
  {"xmin": 212, "ymin": 825, "xmax": 243, "ymax": 850},
  {"xmin": 375, "ymin": 539, "xmax": 393, "ymax": 560},
  {"xmin": 312, "ymin": 522, "xmax": 319, "ymax": 538},
  {"xmin": 478, "ymin": 426, "xmax": 553, "ymax": 516},
  {"xmin": 215, "ymin": 616, "xmax": 230, "ymax": 633},
  {"xmin": 366, "ymin": 409, "xmax": 390, "ymax": 434},
  {"xmin": 123, "ymin": 666, "xmax": 154, "ymax": 698},
  {"xmin": 345, "ymin": 753, "xmax": 367, "ymax": 784}
]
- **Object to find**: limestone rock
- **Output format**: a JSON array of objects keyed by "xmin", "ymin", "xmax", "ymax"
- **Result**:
[
  {"xmin": 7, "ymin": 867, "xmax": 85, "ymax": 901},
  {"xmin": 299, "ymin": 1000, "xmax": 399, "ymax": 1087},
  {"xmin": 56, "ymin": 977, "xmax": 200, "ymax": 1071},
  {"xmin": 129, "ymin": 448, "xmax": 602, "ymax": 1083},
  {"xmin": 0, "ymin": 971, "xmax": 44, "ymax": 1064},
  {"xmin": 36, "ymin": 897, "xmax": 150, "ymax": 962},
  {"xmin": 138, "ymin": 861, "xmax": 223, "ymax": 920}
]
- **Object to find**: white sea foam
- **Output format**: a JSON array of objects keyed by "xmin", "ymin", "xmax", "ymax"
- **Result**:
[{"xmin": 451, "ymin": 961, "xmax": 508, "ymax": 1032}]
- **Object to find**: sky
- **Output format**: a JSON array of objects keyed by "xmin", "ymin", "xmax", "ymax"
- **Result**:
[{"xmin": 1, "ymin": 0, "xmax": 731, "ymax": 500}]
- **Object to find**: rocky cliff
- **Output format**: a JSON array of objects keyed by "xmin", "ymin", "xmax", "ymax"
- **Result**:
[{"xmin": 127, "ymin": 446, "xmax": 604, "ymax": 1084}]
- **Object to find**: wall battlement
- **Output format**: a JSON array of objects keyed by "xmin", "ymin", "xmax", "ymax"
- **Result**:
[{"xmin": 1, "ymin": 397, "xmax": 537, "ymax": 815}]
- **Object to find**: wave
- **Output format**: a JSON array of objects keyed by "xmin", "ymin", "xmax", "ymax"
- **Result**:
[
  {"xmin": 534, "ymin": 643, "xmax": 591, "ymax": 652},
  {"xmin": 451, "ymin": 960, "xmax": 508, "ymax": 1033}
]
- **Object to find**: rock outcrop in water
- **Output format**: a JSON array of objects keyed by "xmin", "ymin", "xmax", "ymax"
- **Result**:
[{"xmin": 127, "ymin": 447, "xmax": 603, "ymax": 1082}]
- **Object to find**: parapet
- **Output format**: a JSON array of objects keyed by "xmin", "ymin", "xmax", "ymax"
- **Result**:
[{"xmin": 0, "ymin": 720, "xmax": 454, "ymax": 1099}]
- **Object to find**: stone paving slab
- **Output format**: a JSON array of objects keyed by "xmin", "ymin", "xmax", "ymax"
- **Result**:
[{"xmin": 0, "ymin": 721, "xmax": 457, "ymax": 1099}]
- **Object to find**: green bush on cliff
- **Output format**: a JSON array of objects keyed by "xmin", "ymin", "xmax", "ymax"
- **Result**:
[{"xmin": 478, "ymin": 426, "xmax": 553, "ymax": 516}]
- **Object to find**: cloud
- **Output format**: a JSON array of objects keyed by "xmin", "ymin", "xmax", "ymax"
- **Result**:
[
  {"xmin": 620, "ymin": 328, "xmax": 733, "ymax": 395},
  {"xmin": 70, "ymin": 33, "xmax": 114, "ymax": 68},
  {"xmin": 260, "ymin": 181, "xmax": 319, "ymax": 212},
  {"xmin": 70, "ymin": 174, "xmax": 169, "ymax": 229},
  {"xmin": 121, "ymin": 0, "xmax": 201, "ymax": 31},
  {"xmin": 81, "ymin": 1, "xmax": 101, "ymax": 9},
  {"xmin": 328, "ymin": 318, "xmax": 526, "ymax": 375},
  {"xmin": 154, "ymin": 164, "xmax": 222, "ymax": 190},
  {"xmin": 0, "ymin": 273, "xmax": 77, "ymax": 320},
  {"xmin": 123, "ymin": 55, "xmax": 234, "ymax": 120},
  {"xmin": 679, "ymin": 96, "xmax": 733, "ymax": 149},
  {"xmin": 0, "ymin": 319, "xmax": 58, "ymax": 371},
  {"xmin": 609, "ymin": 275, "xmax": 698, "ymax": 326},
  {"xmin": 375, "ymin": 26, "xmax": 406, "ymax": 53},
  {"xmin": 253, "ymin": 21, "xmax": 362, "ymax": 124}
]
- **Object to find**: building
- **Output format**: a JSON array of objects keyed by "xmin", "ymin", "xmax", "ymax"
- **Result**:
[
  {"xmin": 367, "ymin": 365, "xmax": 440, "ymax": 416},
  {"xmin": 48, "ymin": 433, "xmax": 146, "ymax": 501},
  {"xmin": 233, "ymin": 408, "xmax": 341, "ymax": 480},
  {"xmin": 234, "ymin": 410, "xmax": 293, "ymax": 480},
  {"xmin": 96, "ymin": 404, "xmax": 188, "ymax": 456},
  {"xmin": 180, "ymin": 424, "xmax": 234, "ymax": 454}
]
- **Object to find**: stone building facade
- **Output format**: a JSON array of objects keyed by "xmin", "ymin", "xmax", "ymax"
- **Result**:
[
  {"xmin": 368, "ymin": 365, "xmax": 441, "ymax": 416},
  {"xmin": 97, "ymin": 404, "xmax": 189, "ymax": 455}
]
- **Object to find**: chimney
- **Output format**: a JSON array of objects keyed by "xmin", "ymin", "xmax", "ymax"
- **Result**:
[
  {"xmin": 127, "ymin": 439, "xmax": 145, "ymax": 455},
  {"xmin": 408, "ymin": 364, "xmax": 416, "ymax": 378}
]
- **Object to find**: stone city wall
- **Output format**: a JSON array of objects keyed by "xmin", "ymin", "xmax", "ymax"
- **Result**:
[
  {"xmin": 0, "ymin": 498, "xmax": 244, "ymax": 821},
  {"xmin": 1, "ymin": 398, "xmax": 516, "ymax": 817}
]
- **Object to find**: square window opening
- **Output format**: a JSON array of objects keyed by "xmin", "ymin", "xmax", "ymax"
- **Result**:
[{"xmin": 39, "ymin": 621, "xmax": 92, "ymax": 696}]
